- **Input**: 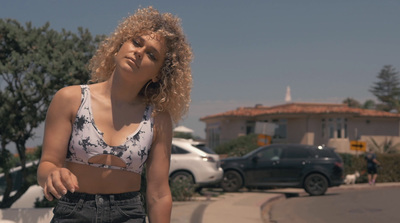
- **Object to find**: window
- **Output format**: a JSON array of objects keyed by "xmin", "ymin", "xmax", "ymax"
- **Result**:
[
  {"xmin": 322, "ymin": 118, "xmax": 347, "ymax": 139},
  {"xmin": 256, "ymin": 146, "xmax": 283, "ymax": 161},
  {"xmin": 207, "ymin": 123, "xmax": 220, "ymax": 148},
  {"xmin": 193, "ymin": 144, "xmax": 216, "ymax": 154},
  {"xmin": 282, "ymin": 147, "xmax": 310, "ymax": 159},
  {"xmin": 272, "ymin": 119, "xmax": 287, "ymax": 139},
  {"xmin": 313, "ymin": 148, "xmax": 335, "ymax": 158},
  {"xmin": 171, "ymin": 145, "xmax": 189, "ymax": 154},
  {"xmin": 246, "ymin": 121, "xmax": 255, "ymax": 135}
]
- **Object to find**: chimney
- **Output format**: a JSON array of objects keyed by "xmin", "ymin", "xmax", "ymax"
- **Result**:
[{"xmin": 285, "ymin": 86, "xmax": 292, "ymax": 103}]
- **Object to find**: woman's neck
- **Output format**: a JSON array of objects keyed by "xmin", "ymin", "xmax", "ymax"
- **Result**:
[{"xmin": 100, "ymin": 72, "xmax": 144, "ymax": 106}]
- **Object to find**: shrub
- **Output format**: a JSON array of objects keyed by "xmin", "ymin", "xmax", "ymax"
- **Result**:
[
  {"xmin": 169, "ymin": 178, "xmax": 196, "ymax": 201},
  {"xmin": 214, "ymin": 134, "xmax": 258, "ymax": 157},
  {"xmin": 339, "ymin": 153, "xmax": 400, "ymax": 183}
]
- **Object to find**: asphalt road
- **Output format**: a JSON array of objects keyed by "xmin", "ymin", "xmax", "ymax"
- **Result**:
[{"xmin": 268, "ymin": 186, "xmax": 400, "ymax": 223}]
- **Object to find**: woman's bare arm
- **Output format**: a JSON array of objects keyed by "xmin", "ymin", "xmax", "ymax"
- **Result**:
[
  {"xmin": 37, "ymin": 86, "xmax": 81, "ymax": 200},
  {"xmin": 146, "ymin": 111, "xmax": 173, "ymax": 223}
]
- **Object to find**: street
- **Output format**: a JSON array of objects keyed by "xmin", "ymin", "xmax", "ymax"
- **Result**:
[{"xmin": 268, "ymin": 186, "xmax": 400, "ymax": 223}]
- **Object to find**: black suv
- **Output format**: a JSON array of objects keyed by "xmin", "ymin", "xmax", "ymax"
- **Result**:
[{"xmin": 220, "ymin": 144, "xmax": 344, "ymax": 196}]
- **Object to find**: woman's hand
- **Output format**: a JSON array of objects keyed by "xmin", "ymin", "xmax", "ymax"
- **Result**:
[{"xmin": 43, "ymin": 167, "xmax": 79, "ymax": 201}]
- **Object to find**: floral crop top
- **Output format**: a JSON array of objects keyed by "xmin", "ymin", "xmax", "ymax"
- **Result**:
[{"xmin": 66, "ymin": 85, "xmax": 154, "ymax": 174}]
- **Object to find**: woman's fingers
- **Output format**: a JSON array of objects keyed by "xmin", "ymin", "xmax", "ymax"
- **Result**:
[
  {"xmin": 60, "ymin": 168, "xmax": 79, "ymax": 193},
  {"xmin": 44, "ymin": 176, "xmax": 62, "ymax": 200},
  {"xmin": 43, "ymin": 168, "xmax": 80, "ymax": 201},
  {"xmin": 70, "ymin": 172, "xmax": 80, "ymax": 192},
  {"xmin": 49, "ymin": 170, "xmax": 66, "ymax": 199},
  {"xmin": 43, "ymin": 184, "xmax": 54, "ymax": 201}
]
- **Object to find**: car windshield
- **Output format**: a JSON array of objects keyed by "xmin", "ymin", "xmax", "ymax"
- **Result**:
[{"xmin": 193, "ymin": 144, "xmax": 216, "ymax": 154}]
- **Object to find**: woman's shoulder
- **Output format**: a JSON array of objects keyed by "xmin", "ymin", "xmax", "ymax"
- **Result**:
[
  {"xmin": 47, "ymin": 85, "xmax": 84, "ymax": 120},
  {"xmin": 52, "ymin": 85, "xmax": 84, "ymax": 104},
  {"xmin": 153, "ymin": 110, "xmax": 172, "ymax": 123},
  {"xmin": 152, "ymin": 111, "xmax": 173, "ymax": 144},
  {"xmin": 153, "ymin": 110, "xmax": 173, "ymax": 131}
]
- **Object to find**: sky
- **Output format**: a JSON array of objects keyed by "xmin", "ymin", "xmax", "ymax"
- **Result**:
[{"xmin": 1, "ymin": 0, "xmax": 400, "ymax": 147}]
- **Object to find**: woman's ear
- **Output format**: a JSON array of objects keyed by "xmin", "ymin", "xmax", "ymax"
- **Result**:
[{"xmin": 152, "ymin": 74, "xmax": 159, "ymax": 83}]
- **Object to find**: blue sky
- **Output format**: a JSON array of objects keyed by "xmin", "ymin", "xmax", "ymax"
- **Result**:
[{"xmin": 1, "ymin": 0, "xmax": 400, "ymax": 144}]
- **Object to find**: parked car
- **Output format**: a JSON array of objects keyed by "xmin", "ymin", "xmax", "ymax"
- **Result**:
[
  {"xmin": 220, "ymin": 144, "xmax": 344, "ymax": 196},
  {"xmin": 169, "ymin": 138, "xmax": 223, "ymax": 187}
]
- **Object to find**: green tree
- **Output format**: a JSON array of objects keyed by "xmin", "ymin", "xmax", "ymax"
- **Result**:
[
  {"xmin": 343, "ymin": 97, "xmax": 361, "ymax": 108},
  {"xmin": 362, "ymin": 99, "xmax": 376, "ymax": 110},
  {"xmin": 0, "ymin": 19, "xmax": 103, "ymax": 208},
  {"xmin": 370, "ymin": 65, "xmax": 400, "ymax": 112}
]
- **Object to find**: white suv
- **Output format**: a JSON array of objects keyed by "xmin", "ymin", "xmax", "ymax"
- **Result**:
[{"xmin": 169, "ymin": 138, "xmax": 223, "ymax": 187}]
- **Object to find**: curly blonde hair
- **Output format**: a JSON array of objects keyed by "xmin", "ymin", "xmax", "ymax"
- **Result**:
[{"xmin": 88, "ymin": 6, "xmax": 193, "ymax": 123}]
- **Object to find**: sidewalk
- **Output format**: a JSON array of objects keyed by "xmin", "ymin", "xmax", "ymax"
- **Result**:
[
  {"xmin": 171, "ymin": 182, "xmax": 400, "ymax": 223},
  {"xmin": 202, "ymin": 192, "xmax": 283, "ymax": 223},
  {"xmin": 171, "ymin": 190, "xmax": 284, "ymax": 223}
]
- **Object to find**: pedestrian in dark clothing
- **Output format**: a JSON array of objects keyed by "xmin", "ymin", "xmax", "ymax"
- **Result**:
[{"xmin": 365, "ymin": 149, "xmax": 381, "ymax": 185}]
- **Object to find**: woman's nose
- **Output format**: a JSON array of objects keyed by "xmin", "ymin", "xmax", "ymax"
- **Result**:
[{"xmin": 134, "ymin": 49, "xmax": 143, "ymax": 59}]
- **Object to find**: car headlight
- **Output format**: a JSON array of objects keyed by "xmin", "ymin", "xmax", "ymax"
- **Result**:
[{"xmin": 201, "ymin": 156, "xmax": 216, "ymax": 162}]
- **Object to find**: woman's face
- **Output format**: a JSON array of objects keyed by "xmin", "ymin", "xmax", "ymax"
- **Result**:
[{"xmin": 115, "ymin": 33, "xmax": 167, "ymax": 85}]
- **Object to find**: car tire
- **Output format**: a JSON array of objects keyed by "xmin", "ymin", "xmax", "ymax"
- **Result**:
[
  {"xmin": 304, "ymin": 173, "xmax": 328, "ymax": 196},
  {"xmin": 221, "ymin": 170, "xmax": 243, "ymax": 192},
  {"xmin": 170, "ymin": 171, "xmax": 194, "ymax": 185}
]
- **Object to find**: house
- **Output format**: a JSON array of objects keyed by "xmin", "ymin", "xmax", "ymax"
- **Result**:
[{"xmin": 200, "ymin": 102, "xmax": 400, "ymax": 154}]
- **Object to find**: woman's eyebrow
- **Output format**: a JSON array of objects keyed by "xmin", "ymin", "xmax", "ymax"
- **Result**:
[
  {"xmin": 148, "ymin": 46, "xmax": 161, "ymax": 56},
  {"xmin": 140, "ymin": 36, "xmax": 164, "ymax": 57}
]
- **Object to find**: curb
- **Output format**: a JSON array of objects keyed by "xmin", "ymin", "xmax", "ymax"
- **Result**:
[{"xmin": 259, "ymin": 194, "xmax": 285, "ymax": 223}]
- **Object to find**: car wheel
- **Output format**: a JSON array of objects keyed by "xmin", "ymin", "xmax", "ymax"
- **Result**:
[
  {"xmin": 170, "ymin": 171, "xmax": 194, "ymax": 185},
  {"xmin": 304, "ymin": 173, "xmax": 328, "ymax": 196},
  {"xmin": 221, "ymin": 170, "xmax": 243, "ymax": 192}
]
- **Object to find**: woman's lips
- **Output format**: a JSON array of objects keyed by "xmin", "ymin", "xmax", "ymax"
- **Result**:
[{"xmin": 126, "ymin": 56, "xmax": 139, "ymax": 68}]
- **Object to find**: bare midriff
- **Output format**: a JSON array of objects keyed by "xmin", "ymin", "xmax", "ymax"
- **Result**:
[{"xmin": 65, "ymin": 161, "xmax": 142, "ymax": 194}]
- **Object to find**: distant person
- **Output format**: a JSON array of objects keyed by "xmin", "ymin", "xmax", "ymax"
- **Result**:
[
  {"xmin": 37, "ymin": 6, "xmax": 192, "ymax": 222},
  {"xmin": 365, "ymin": 148, "xmax": 381, "ymax": 185}
]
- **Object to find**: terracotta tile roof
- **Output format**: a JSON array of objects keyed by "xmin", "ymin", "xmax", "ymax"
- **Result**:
[{"xmin": 200, "ymin": 103, "xmax": 400, "ymax": 121}]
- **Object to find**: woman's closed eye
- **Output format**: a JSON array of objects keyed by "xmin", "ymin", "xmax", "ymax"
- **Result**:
[
  {"xmin": 132, "ymin": 39, "xmax": 141, "ymax": 47},
  {"xmin": 147, "ymin": 52, "xmax": 157, "ymax": 61}
]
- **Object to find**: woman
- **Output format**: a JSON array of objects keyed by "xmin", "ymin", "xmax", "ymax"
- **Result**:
[
  {"xmin": 365, "ymin": 149, "xmax": 381, "ymax": 185},
  {"xmin": 37, "ymin": 6, "xmax": 192, "ymax": 222}
]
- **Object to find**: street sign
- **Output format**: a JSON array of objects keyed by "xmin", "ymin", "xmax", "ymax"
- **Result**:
[
  {"xmin": 350, "ymin": 141, "xmax": 366, "ymax": 151},
  {"xmin": 257, "ymin": 134, "xmax": 272, "ymax": 146},
  {"xmin": 255, "ymin": 122, "xmax": 277, "ymax": 135}
]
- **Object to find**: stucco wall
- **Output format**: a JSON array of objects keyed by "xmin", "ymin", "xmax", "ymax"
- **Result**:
[
  {"xmin": 219, "ymin": 119, "xmax": 246, "ymax": 144},
  {"xmin": 349, "ymin": 118, "xmax": 400, "ymax": 138},
  {"xmin": 287, "ymin": 118, "xmax": 307, "ymax": 143}
]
